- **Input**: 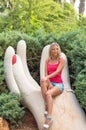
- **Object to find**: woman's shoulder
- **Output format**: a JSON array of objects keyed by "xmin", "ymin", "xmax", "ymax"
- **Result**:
[
  {"xmin": 45, "ymin": 58, "xmax": 50, "ymax": 63},
  {"xmin": 59, "ymin": 57, "xmax": 66, "ymax": 63}
]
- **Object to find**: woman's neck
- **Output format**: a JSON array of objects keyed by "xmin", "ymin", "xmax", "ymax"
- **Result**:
[
  {"xmin": 49, "ymin": 57, "xmax": 60, "ymax": 64},
  {"xmin": 51, "ymin": 56, "xmax": 60, "ymax": 60}
]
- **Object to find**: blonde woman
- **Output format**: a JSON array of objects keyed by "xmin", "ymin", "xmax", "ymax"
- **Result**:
[{"xmin": 40, "ymin": 42, "xmax": 66, "ymax": 130}]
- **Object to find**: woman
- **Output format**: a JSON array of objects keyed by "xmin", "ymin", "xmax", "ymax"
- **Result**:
[{"xmin": 40, "ymin": 42, "xmax": 66, "ymax": 130}]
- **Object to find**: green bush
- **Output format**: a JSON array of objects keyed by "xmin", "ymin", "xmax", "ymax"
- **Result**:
[
  {"xmin": 0, "ymin": 0, "xmax": 79, "ymax": 35},
  {"xmin": 57, "ymin": 28, "xmax": 86, "ymax": 111},
  {"xmin": 74, "ymin": 70, "xmax": 86, "ymax": 110},
  {"xmin": 0, "ymin": 29, "xmax": 86, "ymax": 112},
  {"xmin": 0, "ymin": 93, "xmax": 25, "ymax": 128}
]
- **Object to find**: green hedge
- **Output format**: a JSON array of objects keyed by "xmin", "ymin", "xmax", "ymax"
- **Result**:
[
  {"xmin": 0, "ymin": 29, "xmax": 86, "ymax": 114},
  {"xmin": 57, "ymin": 29, "xmax": 86, "ymax": 111},
  {"xmin": 0, "ymin": 93, "xmax": 25, "ymax": 128}
]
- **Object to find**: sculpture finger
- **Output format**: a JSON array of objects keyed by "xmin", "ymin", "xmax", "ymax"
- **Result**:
[
  {"xmin": 4, "ymin": 46, "xmax": 20, "ymax": 94},
  {"xmin": 17, "ymin": 40, "xmax": 40, "ymax": 89}
]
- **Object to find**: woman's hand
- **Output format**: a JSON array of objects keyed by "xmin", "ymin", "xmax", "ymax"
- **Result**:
[{"xmin": 41, "ymin": 76, "xmax": 48, "ymax": 81}]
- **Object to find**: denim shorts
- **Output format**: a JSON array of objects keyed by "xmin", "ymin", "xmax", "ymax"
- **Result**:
[{"xmin": 51, "ymin": 82, "xmax": 64, "ymax": 91}]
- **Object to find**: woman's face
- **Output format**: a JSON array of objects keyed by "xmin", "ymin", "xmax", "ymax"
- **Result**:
[{"xmin": 51, "ymin": 44, "xmax": 60, "ymax": 58}]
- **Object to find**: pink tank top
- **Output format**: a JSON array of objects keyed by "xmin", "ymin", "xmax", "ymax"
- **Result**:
[{"xmin": 47, "ymin": 60, "xmax": 63, "ymax": 83}]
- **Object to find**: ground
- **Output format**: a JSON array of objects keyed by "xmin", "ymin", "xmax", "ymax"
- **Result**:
[{"xmin": 11, "ymin": 109, "xmax": 39, "ymax": 130}]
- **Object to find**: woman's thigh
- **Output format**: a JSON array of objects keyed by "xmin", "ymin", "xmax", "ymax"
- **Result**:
[{"xmin": 47, "ymin": 87, "xmax": 63, "ymax": 97}]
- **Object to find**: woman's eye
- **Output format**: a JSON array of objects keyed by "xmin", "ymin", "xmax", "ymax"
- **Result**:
[{"xmin": 52, "ymin": 48, "xmax": 58, "ymax": 51}]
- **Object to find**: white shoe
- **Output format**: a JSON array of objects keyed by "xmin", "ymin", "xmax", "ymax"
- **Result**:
[{"xmin": 42, "ymin": 116, "xmax": 53, "ymax": 130}]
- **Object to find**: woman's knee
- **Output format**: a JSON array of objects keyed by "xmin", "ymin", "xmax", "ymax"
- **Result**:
[
  {"xmin": 45, "ymin": 91, "xmax": 51, "ymax": 98},
  {"xmin": 40, "ymin": 79, "xmax": 48, "ymax": 86},
  {"xmin": 40, "ymin": 79, "xmax": 43, "ymax": 84}
]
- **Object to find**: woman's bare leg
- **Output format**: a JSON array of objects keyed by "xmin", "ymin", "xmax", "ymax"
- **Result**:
[
  {"xmin": 40, "ymin": 79, "xmax": 49, "ymax": 110},
  {"xmin": 45, "ymin": 91, "xmax": 53, "ymax": 116},
  {"xmin": 44, "ymin": 87, "xmax": 62, "ymax": 124}
]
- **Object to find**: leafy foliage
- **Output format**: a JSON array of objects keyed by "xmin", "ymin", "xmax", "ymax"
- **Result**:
[
  {"xmin": 74, "ymin": 70, "xmax": 86, "ymax": 110},
  {"xmin": 0, "ymin": 0, "xmax": 79, "ymax": 35},
  {"xmin": 0, "ymin": 44, "xmax": 8, "ymax": 93},
  {"xmin": 0, "ymin": 93, "xmax": 25, "ymax": 128},
  {"xmin": 57, "ymin": 28, "xmax": 86, "ymax": 111}
]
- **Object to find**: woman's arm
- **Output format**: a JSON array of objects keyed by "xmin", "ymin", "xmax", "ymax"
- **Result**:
[
  {"xmin": 44, "ymin": 59, "xmax": 49, "ymax": 76},
  {"xmin": 46, "ymin": 58, "xmax": 65, "ymax": 79}
]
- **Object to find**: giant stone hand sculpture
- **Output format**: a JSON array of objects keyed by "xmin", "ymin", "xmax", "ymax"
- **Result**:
[{"xmin": 4, "ymin": 40, "xmax": 86, "ymax": 130}]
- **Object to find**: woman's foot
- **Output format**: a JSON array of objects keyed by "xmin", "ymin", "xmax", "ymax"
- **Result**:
[{"xmin": 42, "ymin": 116, "xmax": 53, "ymax": 130}]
